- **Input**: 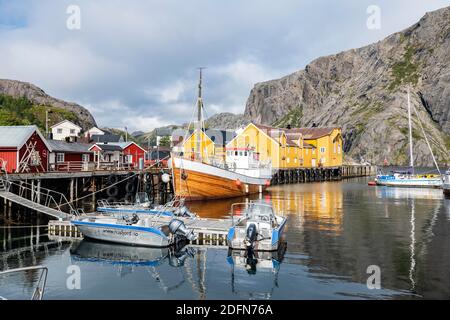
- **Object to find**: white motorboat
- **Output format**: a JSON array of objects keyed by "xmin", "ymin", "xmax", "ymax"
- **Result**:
[
  {"xmin": 97, "ymin": 195, "xmax": 197, "ymax": 219},
  {"xmin": 444, "ymin": 170, "xmax": 450, "ymax": 196},
  {"xmin": 71, "ymin": 214, "xmax": 196, "ymax": 247},
  {"xmin": 226, "ymin": 201, "xmax": 287, "ymax": 251}
]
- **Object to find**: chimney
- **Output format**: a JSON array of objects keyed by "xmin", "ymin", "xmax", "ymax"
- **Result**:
[{"xmin": 286, "ymin": 124, "xmax": 292, "ymax": 130}]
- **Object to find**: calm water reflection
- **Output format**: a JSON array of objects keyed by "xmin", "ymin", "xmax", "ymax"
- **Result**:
[{"xmin": 1, "ymin": 177, "xmax": 450, "ymax": 299}]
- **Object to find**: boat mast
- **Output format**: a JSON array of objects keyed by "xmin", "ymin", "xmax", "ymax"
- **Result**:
[
  {"xmin": 196, "ymin": 68, "xmax": 204, "ymax": 162},
  {"xmin": 407, "ymin": 87, "xmax": 414, "ymax": 174}
]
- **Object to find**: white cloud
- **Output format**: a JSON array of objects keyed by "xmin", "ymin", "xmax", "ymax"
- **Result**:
[{"xmin": 1, "ymin": 0, "xmax": 449, "ymax": 132}]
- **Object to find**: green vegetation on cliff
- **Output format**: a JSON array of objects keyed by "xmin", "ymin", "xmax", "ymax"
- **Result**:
[{"xmin": 0, "ymin": 94, "xmax": 78, "ymax": 132}]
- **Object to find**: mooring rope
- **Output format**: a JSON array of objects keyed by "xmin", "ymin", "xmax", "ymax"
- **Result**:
[{"xmin": 67, "ymin": 155, "xmax": 171, "ymax": 204}]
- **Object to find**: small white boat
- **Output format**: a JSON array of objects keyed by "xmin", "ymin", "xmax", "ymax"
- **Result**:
[
  {"xmin": 97, "ymin": 196, "xmax": 197, "ymax": 219},
  {"xmin": 444, "ymin": 170, "xmax": 450, "ymax": 196},
  {"xmin": 71, "ymin": 214, "xmax": 196, "ymax": 247},
  {"xmin": 226, "ymin": 201, "xmax": 287, "ymax": 251}
]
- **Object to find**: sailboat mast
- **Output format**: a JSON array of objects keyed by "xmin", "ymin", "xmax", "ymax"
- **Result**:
[
  {"xmin": 407, "ymin": 87, "xmax": 414, "ymax": 174},
  {"xmin": 196, "ymin": 68, "xmax": 204, "ymax": 161}
]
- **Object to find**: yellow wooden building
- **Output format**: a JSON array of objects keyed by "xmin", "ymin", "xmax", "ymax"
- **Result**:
[
  {"xmin": 178, "ymin": 129, "xmax": 236, "ymax": 163},
  {"xmin": 226, "ymin": 123, "xmax": 342, "ymax": 169}
]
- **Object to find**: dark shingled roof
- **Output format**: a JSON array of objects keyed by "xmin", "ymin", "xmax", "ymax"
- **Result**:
[
  {"xmin": 46, "ymin": 140, "xmax": 93, "ymax": 153},
  {"xmin": 90, "ymin": 134, "xmax": 122, "ymax": 143}
]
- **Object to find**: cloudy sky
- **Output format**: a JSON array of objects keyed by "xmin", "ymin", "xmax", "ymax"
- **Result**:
[{"xmin": 0, "ymin": 0, "xmax": 449, "ymax": 132}]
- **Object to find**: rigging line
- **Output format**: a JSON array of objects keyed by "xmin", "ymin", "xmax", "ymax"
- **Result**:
[
  {"xmin": 67, "ymin": 156, "xmax": 170, "ymax": 204},
  {"xmin": 410, "ymin": 98, "xmax": 442, "ymax": 174}
]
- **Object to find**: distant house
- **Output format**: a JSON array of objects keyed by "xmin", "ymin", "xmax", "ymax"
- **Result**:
[
  {"xmin": 84, "ymin": 127, "xmax": 105, "ymax": 137},
  {"xmin": 51, "ymin": 120, "xmax": 82, "ymax": 141},
  {"xmin": 89, "ymin": 134, "xmax": 123, "ymax": 143},
  {"xmin": 46, "ymin": 140, "xmax": 93, "ymax": 171},
  {"xmin": 89, "ymin": 143, "xmax": 124, "ymax": 169},
  {"xmin": 110, "ymin": 142, "xmax": 146, "ymax": 168},
  {"xmin": 0, "ymin": 125, "xmax": 50, "ymax": 173}
]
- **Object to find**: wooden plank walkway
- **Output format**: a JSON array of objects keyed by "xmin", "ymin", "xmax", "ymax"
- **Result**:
[{"xmin": 0, "ymin": 190, "xmax": 69, "ymax": 220}]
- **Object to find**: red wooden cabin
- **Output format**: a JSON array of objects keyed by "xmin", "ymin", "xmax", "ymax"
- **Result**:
[{"xmin": 0, "ymin": 126, "xmax": 50, "ymax": 173}]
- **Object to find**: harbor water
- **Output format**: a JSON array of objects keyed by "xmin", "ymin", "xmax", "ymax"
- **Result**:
[{"xmin": 1, "ymin": 177, "xmax": 450, "ymax": 299}]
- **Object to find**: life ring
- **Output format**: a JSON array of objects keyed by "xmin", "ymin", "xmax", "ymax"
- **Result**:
[
  {"xmin": 125, "ymin": 181, "xmax": 136, "ymax": 193},
  {"xmin": 107, "ymin": 186, "xmax": 119, "ymax": 197},
  {"xmin": 108, "ymin": 175, "xmax": 119, "ymax": 185}
]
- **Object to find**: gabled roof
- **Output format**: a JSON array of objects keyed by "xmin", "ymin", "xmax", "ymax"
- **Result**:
[
  {"xmin": 109, "ymin": 142, "xmax": 146, "ymax": 152},
  {"xmin": 89, "ymin": 143, "xmax": 123, "ymax": 152},
  {"xmin": 50, "ymin": 119, "xmax": 82, "ymax": 130},
  {"xmin": 46, "ymin": 140, "xmax": 93, "ymax": 153},
  {"xmin": 0, "ymin": 125, "xmax": 51, "ymax": 150}
]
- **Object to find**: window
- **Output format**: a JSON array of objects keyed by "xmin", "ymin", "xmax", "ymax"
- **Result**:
[
  {"xmin": 126, "ymin": 155, "xmax": 133, "ymax": 164},
  {"xmin": 244, "ymin": 151, "xmax": 247, "ymax": 156},
  {"xmin": 57, "ymin": 128, "xmax": 63, "ymax": 134},
  {"xmin": 239, "ymin": 151, "xmax": 243, "ymax": 156},
  {"xmin": 70, "ymin": 129, "xmax": 75, "ymax": 134},
  {"xmin": 320, "ymin": 147, "xmax": 326, "ymax": 153},
  {"xmin": 235, "ymin": 151, "xmax": 238, "ymax": 156},
  {"xmin": 56, "ymin": 153, "xmax": 64, "ymax": 162},
  {"xmin": 338, "ymin": 145, "xmax": 341, "ymax": 154},
  {"xmin": 82, "ymin": 154, "xmax": 90, "ymax": 163}
]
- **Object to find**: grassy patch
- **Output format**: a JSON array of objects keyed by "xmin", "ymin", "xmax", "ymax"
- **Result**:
[
  {"xmin": 273, "ymin": 105, "xmax": 303, "ymax": 128},
  {"xmin": 0, "ymin": 94, "xmax": 79, "ymax": 132},
  {"xmin": 388, "ymin": 44, "xmax": 421, "ymax": 91}
]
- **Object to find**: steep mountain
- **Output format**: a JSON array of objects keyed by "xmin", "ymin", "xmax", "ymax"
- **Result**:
[
  {"xmin": 0, "ymin": 79, "xmax": 96, "ymax": 130},
  {"xmin": 244, "ymin": 7, "xmax": 450, "ymax": 166},
  {"xmin": 205, "ymin": 112, "xmax": 250, "ymax": 130}
]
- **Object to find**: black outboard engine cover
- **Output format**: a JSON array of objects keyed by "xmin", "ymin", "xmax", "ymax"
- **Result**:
[
  {"xmin": 169, "ymin": 219, "xmax": 196, "ymax": 241},
  {"xmin": 244, "ymin": 223, "xmax": 258, "ymax": 248}
]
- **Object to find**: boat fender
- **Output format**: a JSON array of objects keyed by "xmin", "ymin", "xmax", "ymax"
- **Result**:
[
  {"xmin": 235, "ymin": 179, "xmax": 242, "ymax": 187},
  {"xmin": 244, "ymin": 223, "xmax": 258, "ymax": 248},
  {"xmin": 181, "ymin": 170, "xmax": 188, "ymax": 180}
]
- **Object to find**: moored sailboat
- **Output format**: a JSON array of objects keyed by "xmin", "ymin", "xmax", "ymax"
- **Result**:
[
  {"xmin": 376, "ymin": 88, "xmax": 443, "ymax": 189},
  {"xmin": 444, "ymin": 170, "xmax": 450, "ymax": 196},
  {"xmin": 170, "ymin": 69, "xmax": 272, "ymax": 200}
]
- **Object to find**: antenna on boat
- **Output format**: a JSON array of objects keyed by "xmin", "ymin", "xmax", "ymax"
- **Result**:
[{"xmin": 196, "ymin": 67, "xmax": 205, "ymax": 161}]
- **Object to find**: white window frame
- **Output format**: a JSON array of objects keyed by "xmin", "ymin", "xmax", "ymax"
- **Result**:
[
  {"xmin": 57, "ymin": 128, "xmax": 63, "ymax": 134},
  {"xmin": 56, "ymin": 153, "xmax": 65, "ymax": 162},
  {"xmin": 82, "ymin": 154, "xmax": 90, "ymax": 163},
  {"xmin": 320, "ymin": 147, "xmax": 326, "ymax": 153}
]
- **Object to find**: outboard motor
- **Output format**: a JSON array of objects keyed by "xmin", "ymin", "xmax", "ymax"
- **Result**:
[
  {"xmin": 169, "ymin": 219, "xmax": 196, "ymax": 241},
  {"xmin": 244, "ymin": 223, "xmax": 258, "ymax": 249}
]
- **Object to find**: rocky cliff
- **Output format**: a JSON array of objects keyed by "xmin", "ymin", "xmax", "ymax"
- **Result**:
[
  {"xmin": 0, "ymin": 79, "xmax": 96, "ymax": 130},
  {"xmin": 244, "ymin": 7, "xmax": 450, "ymax": 166}
]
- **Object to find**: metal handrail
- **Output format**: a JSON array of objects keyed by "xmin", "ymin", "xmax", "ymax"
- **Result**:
[
  {"xmin": 0, "ymin": 265, "xmax": 48, "ymax": 300},
  {"xmin": 0, "ymin": 178, "xmax": 76, "ymax": 213}
]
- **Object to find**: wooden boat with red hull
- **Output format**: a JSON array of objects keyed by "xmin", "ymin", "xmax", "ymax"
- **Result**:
[{"xmin": 171, "ymin": 157, "xmax": 271, "ymax": 201}]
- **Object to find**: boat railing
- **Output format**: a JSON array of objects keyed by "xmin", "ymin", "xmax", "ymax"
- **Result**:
[{"xmin": 0, "ymin": 265, "xmax": 48, "ymax": 300}]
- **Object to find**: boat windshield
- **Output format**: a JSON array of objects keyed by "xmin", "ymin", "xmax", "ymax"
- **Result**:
[{"xmin": 230, "ymin": 202, "xmax": 275, "ymax": 221}]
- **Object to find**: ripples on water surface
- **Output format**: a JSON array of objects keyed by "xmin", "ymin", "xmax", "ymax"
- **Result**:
[{"xmin": 1, "ymin": 177, "xmax": 450, "ymax": 299}]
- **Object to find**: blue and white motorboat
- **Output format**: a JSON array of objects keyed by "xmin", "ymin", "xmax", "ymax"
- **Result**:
[
  {"xmin": 71, "ymin": 214, "xmax": 196, "ymax": 247},
  {"xmin": 226, "ymin": 201, "xmax": 287, "ymax": 251},
  {"xmin": 97, "ymin": 195, "xmax": 197, "ymax": 219}
]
